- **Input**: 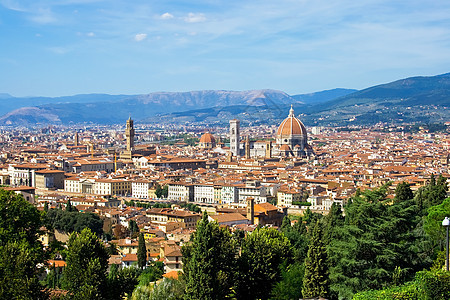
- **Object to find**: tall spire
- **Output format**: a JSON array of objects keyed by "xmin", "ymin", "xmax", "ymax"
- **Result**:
[{"xmin": 289, "ymin": 104, "xmax": 294, "ymax": 117}]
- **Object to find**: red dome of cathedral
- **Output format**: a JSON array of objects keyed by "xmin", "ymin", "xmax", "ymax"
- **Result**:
[
  {"xmin": 276, "ymin": 106, "xmax": 306, "ymax": 136},
  {"xmin": 199, "ymin": 133, "xmax": 215, "ymax": 144}
]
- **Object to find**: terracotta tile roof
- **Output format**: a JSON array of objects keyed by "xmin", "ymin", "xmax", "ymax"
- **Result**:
[
  {"xmin": 48, "ymin": 260, "xmax": 66, "ymax": 268},
  {"xmin": 163, "ymin": 270, "xmax": 180, "ymax": 280},
  {"xmin": 210, "ymin": 213, "xmax": 248, "ymax": 224},
  {"xmin": 122, "ymin": 253, "xmax": 138, "ymax": 262}
]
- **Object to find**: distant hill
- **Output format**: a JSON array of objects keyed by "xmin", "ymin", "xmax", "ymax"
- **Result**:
[
  {"xmin": 0, "ymin": 73, "xmax": 449, "ymax": 126},
  {"xmin": 0, "ymin": 94, "xmax": 133, "ymax": 117},
  {"xmin": 0, "ymin": 93, "xmax": 13, "ymax": 99},
  {"xmin": 291, "ymin": 88, "xmax": 357, "ymax": 104},
  {"xmin": 147, "ymin": 73, "xmax": 450, "ymax": 126},
  {"xmin": 305, "ymin": 73, "xmax": 450, "ymax": 125},
  {"xmin": 319, "ymin": 73, "xmax": 450, "ymax": 109},
  {"xmin": 0, "ymin": 89, "xmax": 299, "ymax": 125}
]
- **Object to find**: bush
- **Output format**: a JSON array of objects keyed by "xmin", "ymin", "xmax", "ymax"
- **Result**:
[
  {"xmin": 352, "ymin": 282, "xmax": 418, "ymax": 300},
  {"xmin": 416, "ymin": 269, "xmax": 450, "ymax": 300},
  {"xmin": 352, "ymin": 269, "xmax": 450, "ymax": 300}
]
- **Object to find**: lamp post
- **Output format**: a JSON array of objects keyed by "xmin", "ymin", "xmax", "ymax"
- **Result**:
[{"xmin": 442, "ymin": 217, "xmax": 450, "ymax": 271}]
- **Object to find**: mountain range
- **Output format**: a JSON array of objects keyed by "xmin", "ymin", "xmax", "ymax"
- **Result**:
[{"xmin": 0, "ymin": 73, "xmax": 449, "ymax": 126}]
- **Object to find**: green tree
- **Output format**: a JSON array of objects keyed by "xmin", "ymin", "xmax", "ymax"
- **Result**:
[
  {"xmin": 328, "ymin": 184, "xmax": 423, "ymax": 299},
  {"xmin": 415, "ymin": 174, "xmax": 448, "ymax": 215},
  {"xmin": 106, "ymin": 265, "xmax": 141, "ymax": 300},
  {"xmin": 182, "ymin": 212, "xmax": 237, "ymax": 300},
  {"xmin": 155, "ymin": 184, "xmax": 163, "ymax": 198},
  {"xmin": 302, "ymin": 207, "xmax": 322, "ymax": 226},
  {"xmin": 161, "ymin": 185, "xmax": 169, "ymax": 198},
  {"xmin": 46, "ymin": 209, "xmax": 103, "ymax": 236},
  {"xmin": 302, "ymin": 221, "xmax": 329, "ymax": 298},
  {"xmin": 0, "ymin": 189, "xmax": 47, "ymax": 299},
  {"xmin": 66, "ymin": 199, "xmax": 74, "ymax": 212},
  {"xmin": 63, "ymin": 227, "xmax": 109, "ymax": 299},
  {"xmin": 236, "ymin": 227, "xmax": 293, "ymax": 300},
  {"xmin": 136, "ymin": 261, "xmax": 164, "ymax": 286},
  {"xmin": 323, "ymin": 202, "xmax": 344, "ymax": 247},
  {"xmin": 424, "ymin": 197, "xmax": 450, "ymax": 250},
  {"xmin": 270, "ymin": 263, "xmax": 305, "ymax": 300},
  {"xmin": 129, "ymin": 219, "xmax": 139, "ymax": 237},
  {"xmin": 280, "ymin": 216, "xmax": 309, "ymax": 263},
  {"xmin": 138, "ymin": 233, "xmax": 147, "ymax": 269},
  {"xmin": 394, "ymin": 181, "xmax": 414, "ymax": 203}
]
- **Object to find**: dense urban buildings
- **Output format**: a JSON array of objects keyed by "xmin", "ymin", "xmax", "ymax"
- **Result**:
[{"xmin": 0, "ymin": 112, "xmax": 449, "ymax": 298}]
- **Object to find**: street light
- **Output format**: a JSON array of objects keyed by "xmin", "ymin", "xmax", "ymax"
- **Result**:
[{"xmin": 442, "ymin": 217, "xmax": 450, "ymax": 271}]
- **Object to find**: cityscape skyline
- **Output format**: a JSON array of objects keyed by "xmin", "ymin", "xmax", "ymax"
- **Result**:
[{"xmin": 1, "ymin": 0, "xmax": 450, "ymax": 97}]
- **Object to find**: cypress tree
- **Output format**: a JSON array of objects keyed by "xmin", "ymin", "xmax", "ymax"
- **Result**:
[
  {"xmin": 66, "ymin": 199, "xmax": 73, "ymax": 212},
  {"xmin": 137, "ymin": 232, "xmax": 147, "ymax": 269},
  {"xmin": 302, "ymin": 220, "xmax": 329, "ymax": 299}
]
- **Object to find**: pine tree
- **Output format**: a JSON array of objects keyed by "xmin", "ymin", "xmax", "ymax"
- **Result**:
[
  {"xmin": 323, "ymin": 202, "xmax": 344, "ymax": 246},
  {"xmin": 394, "ymin": 181, "xmax": 414, "ymax": 203},
  {"xmin": 137, "ymin": 232, "xmax": 147, "ymax": 269},
  {"xmin": 66, "ymin": 199, "xmax": 72, "ymax": 211},
  {"xmin": 302, "ymin": 220, "xmax": 329, "ymax": 299},
  {"xmin": 328, "ymin": 184, "xmax": 424, "ymax": 298},
  {"xmin": 183, "ymin": 212, "xmax": 237, "ymax": 300}
]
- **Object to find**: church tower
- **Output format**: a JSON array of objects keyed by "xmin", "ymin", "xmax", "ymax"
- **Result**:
[
  {"xmin": 245, "ymin": 135, "xmax": 251, "ymax": 159},
  {"xmin": 74, "ymin": 131, "xmax": 79, "ymax": 146},
  {"xmin": 125, "ymin": 117, "xmax": 135, "ymax": 152},
  {"xmin": 246, "ymin": 197, "xmax": 254, "ymax": 225},
  {"xmin": 229, "ymin": 119, "xmax": 240, "ymax": 158}
]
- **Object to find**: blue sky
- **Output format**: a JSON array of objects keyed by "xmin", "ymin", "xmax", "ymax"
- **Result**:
[{"xmin": 1, "ymin": 0, "xmax": 450, "ymax": 97}]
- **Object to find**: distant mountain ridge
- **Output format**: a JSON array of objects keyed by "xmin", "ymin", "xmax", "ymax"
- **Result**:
[
  {"xmin": 291, "ymin": 88, "xmax": 357, "ymax": 104},
  {"xmin": 0, "ymin": 89, "xmax": 300, "ymax": 125},
  {"xmin": 0, "ymin": 72, "xmax": 449, "ymax": 126}
]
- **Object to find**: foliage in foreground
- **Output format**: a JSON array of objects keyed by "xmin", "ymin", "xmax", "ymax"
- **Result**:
[
  {"xmin": 353, "ymin": 269, "xmax": 450, "ymax": 300},
  {"xmin": 0, "ymin": 189, "xmax": 47, "ymax": 299},
  {"xmin": 132, "ymin": 278, "xmax": 185, "ymax": 300},
  {"xmin": 63, "ymin": 228, "xmax": 109, "ymax": 299}
]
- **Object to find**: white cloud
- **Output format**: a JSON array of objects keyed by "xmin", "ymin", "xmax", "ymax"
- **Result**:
[
  {"xmin": 134, "ymin": 33, "xmax": 147, "ymax": 42},
  {"xmin": 184, "ymin": 12, "xmax": 206, "ymax": 23},
  {"xmin": 160, "ymin": 12, "xmax": 174, "ymax": 20},
  {"xmin": 87, "ymin": 32, "xmax": 95, "ymax": 37}
]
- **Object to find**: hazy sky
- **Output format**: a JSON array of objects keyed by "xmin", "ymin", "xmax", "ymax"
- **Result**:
[{"xmin": 1, "ymin": 0, "xmax": 450, "ymax": 97}]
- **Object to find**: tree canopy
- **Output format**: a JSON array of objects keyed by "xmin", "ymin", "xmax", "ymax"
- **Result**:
[
  {"xmin": 183, "ymin": 212, "xmax": 237, "ymax": 300},
  {"xmin": 236, "ymin": 227, "xmax": 292, "ymax": 300},
  {"xmin": 0, "ymin": 189, "xmax": 47, "ymax": 299},
  {"xmin": 63, "ymin": 228, "xmax": 109, "ymax": 299},
  {"xmin": 46, "ymin": 208, "xmax": 104, "ymax": 236}
]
